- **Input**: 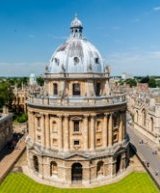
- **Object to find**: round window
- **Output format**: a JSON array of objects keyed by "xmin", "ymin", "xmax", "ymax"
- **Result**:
[{"xmin": 74, "ymin": 57, "xmax": 79, "ymax": 64}]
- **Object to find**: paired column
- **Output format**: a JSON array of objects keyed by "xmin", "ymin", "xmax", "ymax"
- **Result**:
[
  {"xmin": 123, "ymin": 112, "xmax": 126, "ymax": 138},
  {"xmin": 90, "ymin": 114, "xmax": 96, "ymax": 150},
  {"xmin": 28, "ymin": 111, "xmax": 35, "ymax": 141},
  {"xmin": 83, "ymin": 114, "xmax": 89, "ymax": 149},
  {"xmin": 119, "ymin": 112, "xmax": 123, "ymax": 142},
  {"xmin": 64, "ymin": 115, "xmax": 69, "ymax": 151},
  {"xmin": 58, "ymin": 115, "xmax": 63, "ymax": 149},
  {"xmin": 108, "ymin": 113, "xmax": 113, "ymax": 146},
  {"xmin": 103, "ymin": 113, "xmax": 108, "ymax": 148},
  {"xmin": 45, "ymin": 113, "xmax": 50, "ymax": 149},
  {"xmin": 41, "ymin": 114, "xmax": 45, "ymax": 146}
]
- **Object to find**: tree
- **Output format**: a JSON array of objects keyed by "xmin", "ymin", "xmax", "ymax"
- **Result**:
[
  {"xmin": 125, "ymin": 78, "xmax": 137, "ymax": 87},
  {"xmin": 36, "ymin": 76, "xmax": 44, "ymax": 86},
  {"xmin": 0, "ymin": 82, "xmax": 14, "ymax": 108},
  {"xmin": 140, "ymin": 76, "xmax": 150, "ymax": 83},
  {"xmin": 148, "ymin": 78, "xmax": 156, "ymax": 88}
]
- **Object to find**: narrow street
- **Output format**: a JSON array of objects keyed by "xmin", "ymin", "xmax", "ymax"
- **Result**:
[{"xmin": 128, "ymin": 125, "xmax": 160, "ymax": 186}]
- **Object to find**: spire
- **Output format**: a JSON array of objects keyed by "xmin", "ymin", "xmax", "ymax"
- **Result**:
[{"xmin": 70, "ymin": 15, "xmax": 83, "ymax": 38}]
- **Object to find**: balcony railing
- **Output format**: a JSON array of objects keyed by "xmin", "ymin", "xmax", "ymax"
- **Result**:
[{"xmin": 28, "ymin": 94, "xmax": 126, "ymax": 108}]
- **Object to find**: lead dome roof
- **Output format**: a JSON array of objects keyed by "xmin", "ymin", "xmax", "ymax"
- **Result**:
[{"xmin": 47, "ymin": 16, "xmax": 104, "ymax": 74}]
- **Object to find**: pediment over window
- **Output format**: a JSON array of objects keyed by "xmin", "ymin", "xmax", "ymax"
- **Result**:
[
  {"xmin": 70, "ymin": 116, "xmax": 82, "ymax": 121},
  {"xmin": 65, "ymin": 153, "xmax": 89, "ymax": 160}
]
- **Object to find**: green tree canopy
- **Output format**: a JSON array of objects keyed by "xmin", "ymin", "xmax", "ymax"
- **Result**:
[
  {"xmin": 0, "ymin": 82, "xmax": 14, "ymax": 108},
  {"xmin": 36, "ymin": 76, "xmax": 44, "ymax": 86},
  {"xmin": 125, "ymin": 78, "xmax": 137, "ymax": 87}
]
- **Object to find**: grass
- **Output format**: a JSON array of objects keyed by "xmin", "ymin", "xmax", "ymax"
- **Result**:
[{"xmin": 0, "ymin": 172, "xmax": 159, "ymax": 193}]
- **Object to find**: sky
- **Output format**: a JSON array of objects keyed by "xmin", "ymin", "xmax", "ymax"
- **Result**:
[{"xmin": 1, "ymin": 0, "xmax": 160, "ymax": 76}]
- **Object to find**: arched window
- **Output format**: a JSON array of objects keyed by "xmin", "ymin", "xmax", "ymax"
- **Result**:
[
  {"xmin": 113, "ymin": 113, "xmax": 119, "ymax": 128},
  {"xmin": 150, "ymin": 117, "xmax": 154, "ymax": 131},
  {"xmin": 116, "ymin": 155, "xmax": 121, "ymax": 173},
  {"xmin": 73, "ymin": 120, "xmax": 80, "ymax": 132},
  {"xmin": 95, "ymin": 82, "xmax": 101, "ymax": 96},
  {"xmin": 33, "ymin": 155, "xmax": 39, "ymax": 172},
  {"xmin": 136, "ymin": 110, "xmax": 138, "ymax": 122},
  {"xmin": 72, "ymin": 163, "xmax": 82, "ymax": 182},
  {"xmin": 95, "ymin": 57, "xmax": 99, "ymax": 64},
  {"xmin": 142, "ymin": 109, "xmax": 146, "ymax": 126},
  {"xmin": 97, "ymin": 161, "xmax": 104, "ymax": 176},
  {"xmin": 52, "ymin": 121, "xmax": 57, "ymax": 133},
  {"xmin": 73, "ymin": 83, "xmax": 80, "ymax": 96},
  {"xmin": 37, "ymin": 117, "xmax": 41, "ymax": 127},
  {"xmin": 50, "ymin": 161, "xmax": 58, "ymax": 176},
  {"xmin": 53, "ymin": 83, "xmax": 58, "ymax": 95},
  {"xmin": 96, "ymin": 121, "xmax": 101, "ymax": 131}
]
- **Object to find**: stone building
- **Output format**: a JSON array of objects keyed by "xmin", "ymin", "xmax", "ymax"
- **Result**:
[
  {"xmin": 0, "ymin": 107, "xmax": 13, "ymax": 151},
  {"xmin": 130, "ymin": 88, "xmax": 160, "ymax": 145},
  {"xmin": 26, "ymin": 16, "xmax": 129, "ymax": 187},
  {"xmin": 12, "ymin": 85, "xmax": 28, "ymax": 113}
]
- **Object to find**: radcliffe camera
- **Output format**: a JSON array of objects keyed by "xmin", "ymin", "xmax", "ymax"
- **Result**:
[{"xmin": 0, "ymin": 1, "xmax": 160, "ymax": 193}]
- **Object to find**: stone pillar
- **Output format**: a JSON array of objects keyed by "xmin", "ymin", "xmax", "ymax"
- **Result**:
[
  {"xmin": 45, "ymin": 114, "xmax": 50, "ymax": 149},
  {"xmin": 108, "ymin": 113, "xmax": 113, "ymax": 146},
  {"xmin": 83, "ymin": 114, "xmax": 89, "ymax": 150},
  {"xmin": 119, "ymin": 113, "xmax": 123, "ymax": 143},
  {"xmin": 28, "ymin": 111, "xmax": 35, "ymax": 141},
  {"xmin": 64, "ymin": 115, "xmax": 69, "ymax": 151},
  {"xmin": 123, "ymin": 112, "xmax": 126, "ymax": 139},
  {"xmin": 41, "ymin": 114, "xmax": 45, "ymax": 147},
  {"xmin": 90, "ymin": 114, "xmax": 96, "ymax": 150},
  {"xmin": 112, "ymin": 160, "xmax": 117, "ymax": 177},
  {"xmin": 120, "ymin": 155, "xmax": 126, "ymax": 171},
  {"xmin": 103, "ymin": 113, "xmax": 108, "ymax": 148},
  {"xmin": 58, "ymin": 115, "xmax": 63, "ymax": 149}
]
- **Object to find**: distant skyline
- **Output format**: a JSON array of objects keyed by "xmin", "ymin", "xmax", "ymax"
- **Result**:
[{"xmin": 1, "ymin": 0, "xmax": 160, "ymax": 76}]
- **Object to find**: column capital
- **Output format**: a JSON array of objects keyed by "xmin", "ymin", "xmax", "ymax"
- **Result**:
[
  {"xmin": 44, "ymin": 113, "xmax": 49, "ymax": 116},
  {"xmin": 63, "ymin": 114, "xmax": 69, "ymax": 118},
  {"xmin": 83, "ymin": 114, "xmax": 89, "ymax": 118},
  {"xmin": 57, "ymin": 114, "xmax": 63, "ymax": 118},
  {"xmin": 90, "ymin": 113, "xmax": 96, "ymax": 117}
]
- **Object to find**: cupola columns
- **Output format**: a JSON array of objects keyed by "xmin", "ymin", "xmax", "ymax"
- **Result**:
[{"xmin": 70, "ymin": 16, "xmax": 83, "ymax": 38}]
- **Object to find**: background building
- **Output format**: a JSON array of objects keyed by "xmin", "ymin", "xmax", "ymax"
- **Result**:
[{"xmin": 0, "ymin": 106, "xmax": 13, "ymax": 151}]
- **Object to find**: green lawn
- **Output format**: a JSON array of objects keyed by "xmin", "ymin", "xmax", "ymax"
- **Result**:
[{"xmin": 0, "ymin": 172, "xmax": 159, "ymax": 193}]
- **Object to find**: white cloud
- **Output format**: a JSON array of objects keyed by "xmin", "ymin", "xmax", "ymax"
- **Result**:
[
  {"xmin": 153, "ymin": 6, "xmax": 160, "ymax": 11},
  {"xmin": 106, "ymin": 51, "xmax": 160, "ymax": 75},
  {"xmin": 0, "ymin": 62, "xmax": 46, "ymax": 77}
]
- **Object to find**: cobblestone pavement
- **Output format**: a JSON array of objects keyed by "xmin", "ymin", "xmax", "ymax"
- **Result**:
[{"xmin": 128, "ymin": 124, "xmax": 160, "ymax": 187}]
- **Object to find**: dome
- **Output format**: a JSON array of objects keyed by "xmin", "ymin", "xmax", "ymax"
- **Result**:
[{"xmin": 47, "ymin": 16, "xmax": 104, "ymax": 74}]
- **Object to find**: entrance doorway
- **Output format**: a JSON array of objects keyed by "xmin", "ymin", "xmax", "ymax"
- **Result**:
[
  {"xmin": 71, "ymin": 163, "xmax": 82, "ymax": 183},
  {"xmin": 116, "ymin": 155, "xmax": 121, "ymax": 173}
]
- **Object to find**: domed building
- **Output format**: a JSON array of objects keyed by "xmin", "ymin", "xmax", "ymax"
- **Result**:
[{"xmin": 27, "ymin": 16, "xmax": 129, "ymax": 187}]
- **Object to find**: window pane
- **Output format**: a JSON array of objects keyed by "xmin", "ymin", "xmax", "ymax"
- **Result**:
[
  {"xmin": 73, "ymin": 83, "xmax": 80, "ymax": 96},
  {"xmin": 95, "ymin": 82, "xmax": 101, "ymax": 96},
  {"xmin": 74, "ymin": 121, "xmax": 79, "ymax": 132},
  {"xmin": 53, "ymin": 83, "xmax": 58, "ymax": 95}
]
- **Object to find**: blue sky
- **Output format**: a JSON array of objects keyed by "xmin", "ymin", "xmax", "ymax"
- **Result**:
[{"xmin": 1, "ymin": 0, "xmax": 160, "ymax": 76}]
